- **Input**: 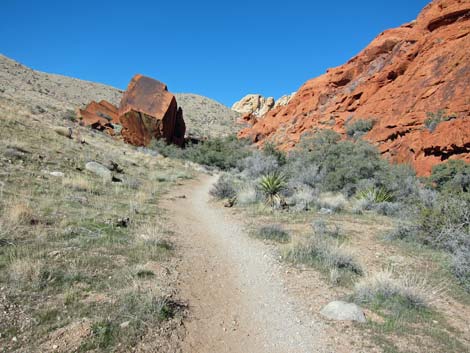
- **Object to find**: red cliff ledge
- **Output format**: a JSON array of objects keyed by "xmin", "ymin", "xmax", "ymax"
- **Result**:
[{"xmin": 239, "ymin": 0, "xmax": 470, "ymax": 176}]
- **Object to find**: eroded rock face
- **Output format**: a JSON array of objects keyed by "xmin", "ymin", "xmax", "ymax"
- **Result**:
[
  {"xmin": 77, "ymin": 100, "xmax": 119, "ymax": 134},
  {"xmin": 119, "ymin": 75, "xmax": 186, "ymax": 146},
  {"xmin": 232, "ymin": 93, "xmax": 295, "ymax": 117},
  {"xmin": 239, "ymin": 0, "xmax": 470, "ymax": 175}
]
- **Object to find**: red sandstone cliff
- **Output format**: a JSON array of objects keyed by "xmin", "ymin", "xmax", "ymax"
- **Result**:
[{"xmin": 239, "ymin": 0, "xmax": 470, "ymax": 175}]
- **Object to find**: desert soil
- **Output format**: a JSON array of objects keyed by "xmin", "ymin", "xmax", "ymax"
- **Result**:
[{"xmin": 162, "ymin": 174, "xmax": 330, "ymax": 353}]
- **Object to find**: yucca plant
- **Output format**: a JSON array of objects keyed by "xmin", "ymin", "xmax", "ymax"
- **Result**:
[
  {"xmin": 356, "ymin": 187, "xmax": 392, "ymax": 203},
  {"xmin": 259, "ymin": 172, "xmax": 287, "ymax": 207}
]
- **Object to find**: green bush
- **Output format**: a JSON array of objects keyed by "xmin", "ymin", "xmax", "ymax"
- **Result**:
[
  {"xmin": 150, "ymin": 135, "xmax": 252, "ymax": 170},
  {"xmin": 288, "ymin": 130, "xmax": 388, "ymax": 196},
  {"xmin": 345, "ymin": 118, "xmax": 375, "ymax": 138},
  {"xmin": 424, "ymin": 110, "xmax": 455, "ymax": 132},
  {"xmin": 429, "ymin": 160, "xmax": 470, "ymax": 193}
]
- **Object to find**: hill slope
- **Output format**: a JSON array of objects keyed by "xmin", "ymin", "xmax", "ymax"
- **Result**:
[
  {"xmin": 239, "ymin": 0, "xmax": 470, "ymax": 175},
  {"xmin": 0, "ymin": 54, "xmax": 239, "ymax": 139}
]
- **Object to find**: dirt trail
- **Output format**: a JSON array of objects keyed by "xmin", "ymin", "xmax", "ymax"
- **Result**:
[{"xmin": 162, "ymin": 174, "xmax": 328, "ymax": 353}]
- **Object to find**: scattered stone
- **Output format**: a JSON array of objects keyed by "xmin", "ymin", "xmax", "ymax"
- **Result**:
[
  {"xmin": 107, "ymin": 160, "xmax": 123, "ymax": 173},
  {"xmin": 49, "ymin": 171, "xmax": 65, "ymax": 177},
  {"xmin": 30, "ymin": 105, "xmax": 46, "ymax": 115},
  {"xmin": 120, "ymin": 321, "xmax": 130, "ymax": 329},
  {"xmin": 85, "ymin": 161, "xmax": 112, "ymax": 181},
  {"xmin": 320, "ymin": 301, "xmax": 366, "ymax": 323},
  {"xmin": 116, "ymin": 217, "xmax": 130, "ymax": 228},
  {"xmin": 77, "ymin": 100, "xmax": 119, "ymax": 135},
  {"xmin": 53, "ymin": 126, "xmax": 73, "ymax": 139},
  {"xmin": 318, "ymin": 208, "xmax": 333, "ymax": 215}
]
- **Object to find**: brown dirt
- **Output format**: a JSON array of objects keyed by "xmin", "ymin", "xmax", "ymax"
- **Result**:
[{"xmin": 162, "ymin": 174, "xmax": 331, "ymax": 353}]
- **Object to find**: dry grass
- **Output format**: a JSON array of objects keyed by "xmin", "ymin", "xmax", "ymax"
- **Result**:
[
  {"xmin": 62, "ymin": 176, "xmax": 95, "ymax": 193},
  {"xmin": 5, "ymin": 201, "xmax": 34, "ymax": 225},
  {"xmin": 0, "ymin": 103, "xmax": 192, "ymax": 352},
  {"xmin": 353, "ymin": 269, "xmax": 441, "ymax": 309},
  {"xmin": 9, "ymin": 257, "xmax": 42, "ymax": 284}
]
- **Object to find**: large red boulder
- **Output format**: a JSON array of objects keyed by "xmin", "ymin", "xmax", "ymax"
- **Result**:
[
  {"xmin": 239, "ymin": 0, "xmax": 470, "ymax": 175},
  {"xmin": 118, "ymin": 74, "xmax": 186, "ymax": 146}
]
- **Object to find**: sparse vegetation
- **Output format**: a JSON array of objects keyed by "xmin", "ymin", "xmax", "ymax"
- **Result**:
[
  {"xmin": 424, "ymin": 109, "xmax": 456, "ymax": 132},
  {"xmin": 284, "ymin": 236, "xmax": 363, "ymax": 277},
  {"xmin": 0, "ymin": 107, "xmax": 190, "ymax": 351},
  {"xmin": 346, "ymin": 118, "xmax": 375, "ymax": 138},
  {"xmin": 254, "ymin": 224, "xmax": 290, "ymax": 243},
  {"xmin": 210, "ymin": 174, "xmax": 237, "ymax": 200},
  {"xmin": 151, "ymin": 135, "xmax": 252, "ymax": 170},
  {"xmin": 353, "ymin": 270, "xmax": 434, "ymax": 309}
]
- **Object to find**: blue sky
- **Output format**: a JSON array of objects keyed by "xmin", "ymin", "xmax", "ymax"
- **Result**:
[{"xmin": 1, "ymin": 0, "xmax": 429, "ymax": 106}]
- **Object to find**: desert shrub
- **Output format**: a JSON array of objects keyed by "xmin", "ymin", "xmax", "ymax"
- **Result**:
[
  {"xmin": 209, "ymin": 175, "xmax": 236, "ymax": 200},
  {"xmin": 429, "ymin": 160, "xmax": 470, "ymax": 193},
  {"xmin": 148, "ymin": 139, "xmax": 184, "ymax": 159},
  {"xmin": 259, "ymin": 172, "xmax": 287, "ymax": 207},
  {"xmin": 284, "ymin": 237, "xmax": 362, "ymax": 275},
  {"xmin": 236, "ymin": 184, "xmax": 261, "ymax": 205},
  {"xmin": 424, "ymin": 109, "xmax": 455, "ymax": 132},
  {"xmin": 451, "ymin": 251, "xmax": 470, "ymax": 292},
  {"xmin": 315, "ymin": 192, "xmax": 347, "ymax": 213},
  {"xmin": 353, "ymin": 270, "xmax": 434, "ymax": 309},
  {"xmin": 417, "ymin": 193, "xmax": 470, "ymax": 252},
  {"xmin": 239, "ymin": 151, "xmax": 279, "ymax": 178},
  {"xmin": 374, "ymin": 163, "xmax": 421, "ymax": 204},
  {"xmin": 287, "ymin": 184, "xmax": 317, "ymax": 211},
  {"xmin": 387, "ymin": 191, "xmax": 470, "ymax": 292},
  {"xmin": 262, "ymin": 142, "xmax": 287, "ymax": 165},
  {"xmin": 311, "ymin": 219, "xmax": 341, "ymax": 238},
  {"xmin": 151, "ymin": 135, "xmax": 252, "ymax": 170},
  {"xmin": 346, "ymin": 118, "xmax": 375, "ymax": 138},
  {"xmin": 289, "ymin": 130, "xmax": 387, "ymax": 195},
  {"xmin": 284, "ymin": 162, "xmax": 323, "ymax": 189},
  {"xmin": 385, "ymin": 222, "xmax": 420, "ymax": 241},
  {"xmin": 372, "ymin": 202, "xmax": 402, "ymax": 216},
  {"xmin": 185, "ymin": 135, "xmax": 252, "ymax": 170},
  {"xmin": 255, "ymin": 225, "xmax": 290, "ymax": 243}
]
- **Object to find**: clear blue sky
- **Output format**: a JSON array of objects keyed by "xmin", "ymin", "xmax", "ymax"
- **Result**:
[{"xmin": 1, "ymin": 0, "xmax": 429, "ymax": 106}]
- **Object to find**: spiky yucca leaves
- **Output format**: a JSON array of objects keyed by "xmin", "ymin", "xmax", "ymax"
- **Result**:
[
  {"xmin": 356, "ymin": 187, "xmax": 392, "ymax": 203},
  {"xmin": 259, "ymin": 172, "xmax": 287, "ymax": 207}
]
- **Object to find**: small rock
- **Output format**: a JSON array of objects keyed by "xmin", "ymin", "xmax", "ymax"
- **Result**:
[
  {"xmin": 85, "ymin": 161, "xmax": 112, "ymax": 181},
  {"xmin": 12, "ymin": 336, "xmax": 17, "ymax": 342},
  {"xmin": 320, "ymin": 301, "xmax": 366, "ymax": 323},
  {"xmin": 116, "ymin": 217, "xmax": 130, "ymax": 228},
  {"xmin": 53, "ymin": 126, "xmax": 73, "ymax": 139},
  {"xmin": 49, "ymin": 171, "xmax": 65, "ymax": 177},
  {"xmin": 48, "ymin": 250, "xmax": 61, "ymax": 257},
  {"xmin": 318, "ymin": 208, "xmax": 333, "ymax": 215},
  {"xmin": 120, "ymin": 321, "xmax": 130, "ymax": 329},
  {"xmin": 52, "ymin": 344, "xmax": 58, "ymax": 350}
]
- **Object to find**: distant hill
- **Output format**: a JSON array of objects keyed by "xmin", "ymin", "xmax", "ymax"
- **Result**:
[{"xmin": 0, "ymin": 54, "xmax": 240, "ymax": 139}]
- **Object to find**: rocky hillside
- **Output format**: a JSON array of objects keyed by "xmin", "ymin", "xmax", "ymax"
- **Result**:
[
  {"xmin": 176, "ymin": 93, "xmax": 240, "ymax": 139},
  {"xmin": 0, "ymin": 54, "xmax": 239, "ymax": 139},
  {"xmin": 239, "ymin": 0, "xmax": 470, "ymax": 175}
]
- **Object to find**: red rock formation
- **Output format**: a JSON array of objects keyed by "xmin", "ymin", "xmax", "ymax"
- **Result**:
[
  {"xmin": 118, "ymin": 74, "xmax": 186, "ymax": 146},
  {"xmin": 77, "ymin": 100, "xmax": 119, "ymax": 135},
  {"xmin": 239, "ymin": 0, "xmax": 470, "ymax": 175}
]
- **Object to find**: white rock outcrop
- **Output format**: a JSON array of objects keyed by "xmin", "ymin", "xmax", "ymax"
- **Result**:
[{"xmin": 232, "ymin": 92, "xmax": 295, "ymax": 117}]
